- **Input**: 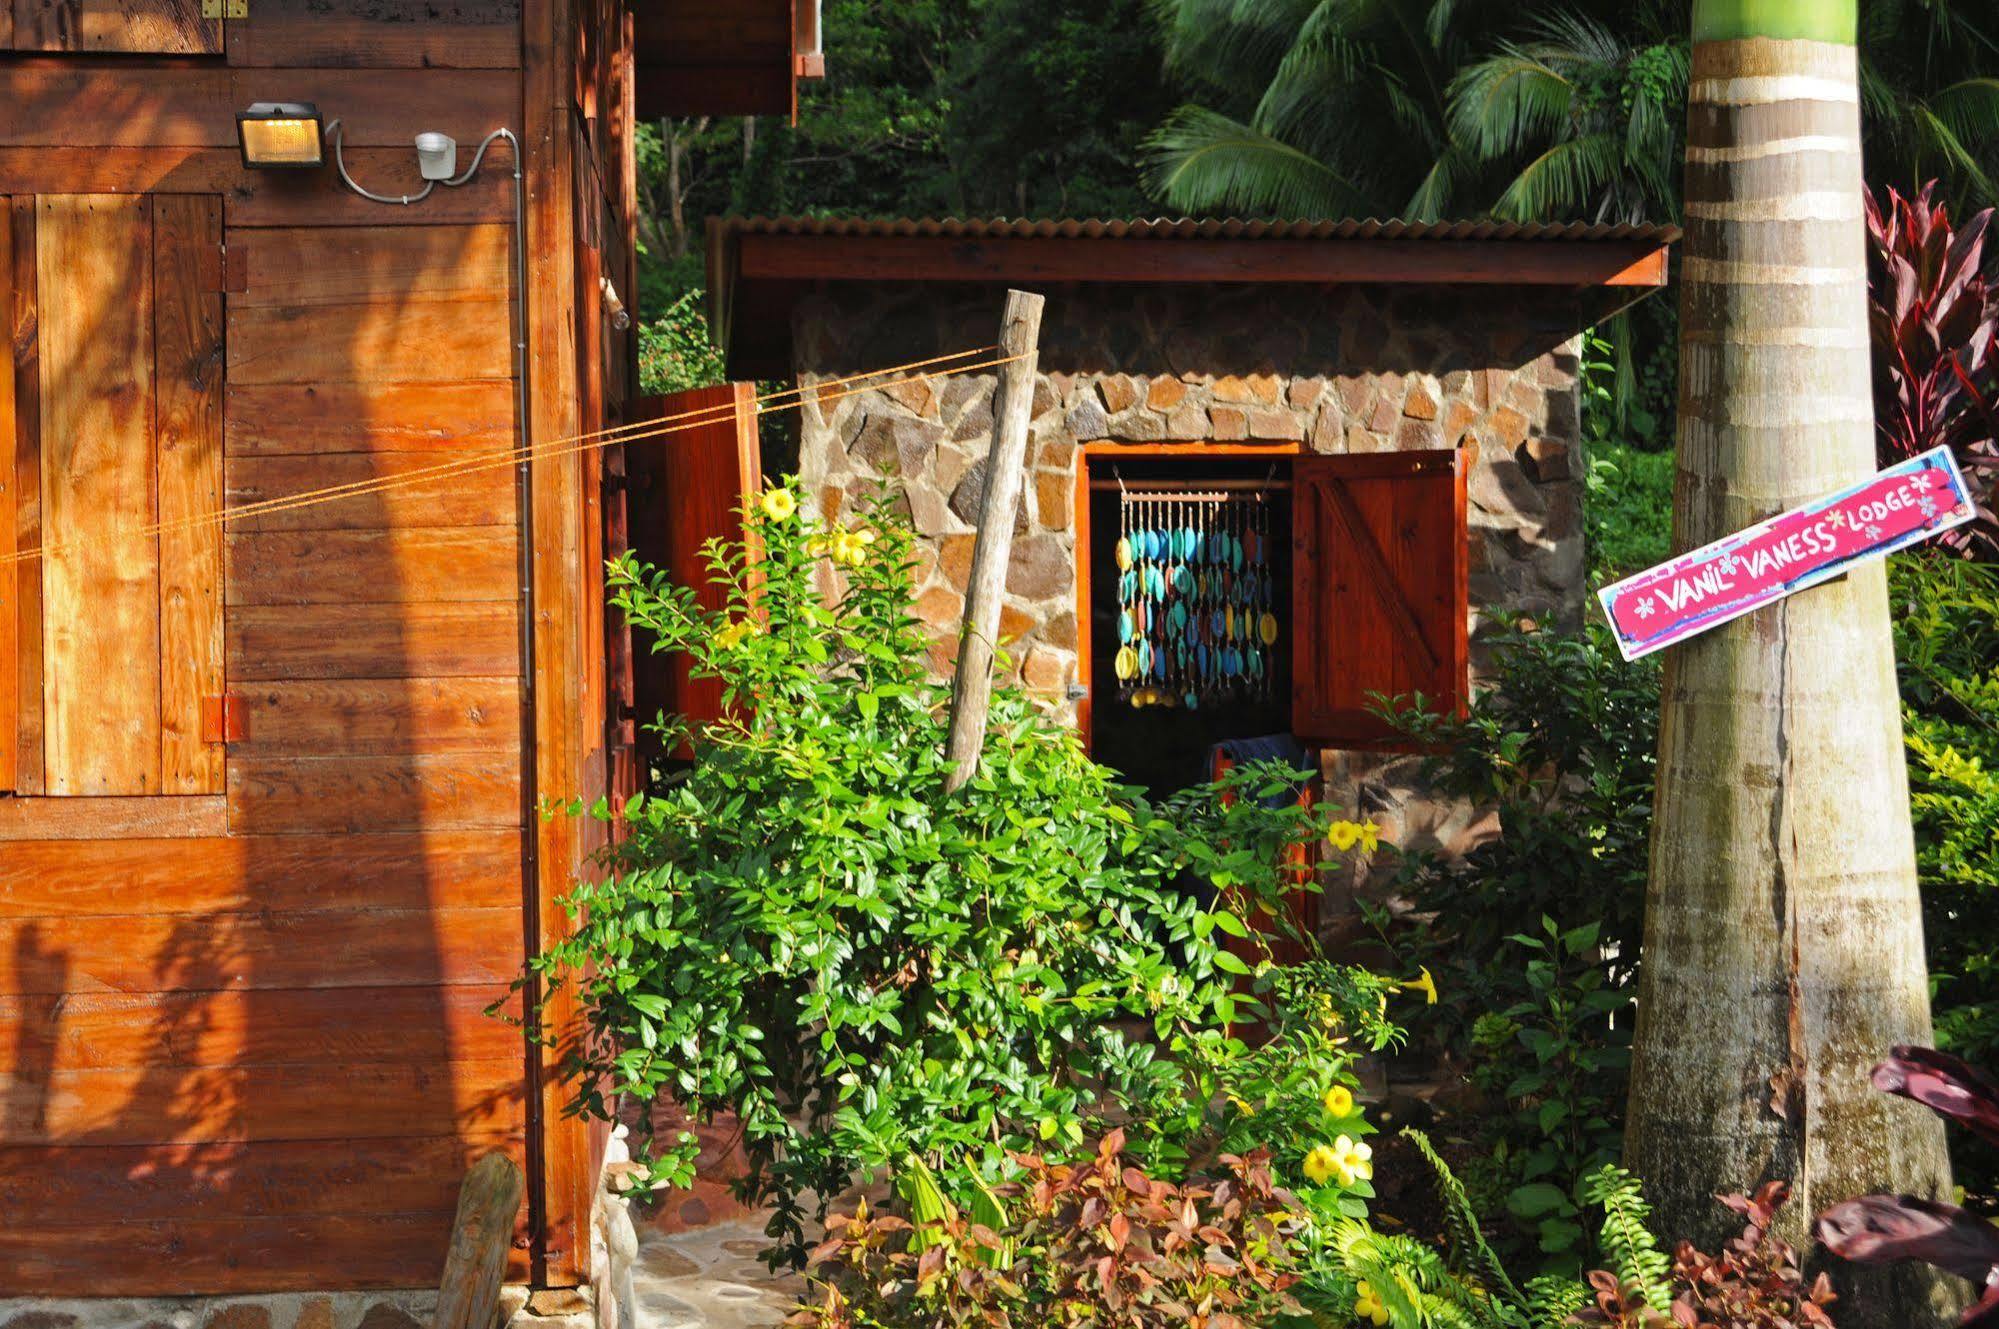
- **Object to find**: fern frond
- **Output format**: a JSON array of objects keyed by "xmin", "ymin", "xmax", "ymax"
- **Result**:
[
  {"xmin": 1581, "ymin": 1164, "xmax": 1670, "ymax": 1312},
  {"xmin": 1402, "ymin": 1128, "xmax": 1524, "ymax": 1306}
]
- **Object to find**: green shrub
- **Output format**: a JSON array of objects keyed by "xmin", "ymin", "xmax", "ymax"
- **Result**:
[
  {"xmin": 530, "ymin": 483, "xmax": 1397, "ymax": 1263},
  {"xmin": 1585, "ymin": 442, "xmax": 1675, "ymax": 586},
  {"xmin": 636, "ymin": 287, "xmax": 727, "ymax": 395},
  {"xmin": 1893, "ymin": 556, "xmax": 1999, "ymax": 1173}
]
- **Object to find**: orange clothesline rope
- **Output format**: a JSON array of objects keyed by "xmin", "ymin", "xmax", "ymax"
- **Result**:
[{"xmin": 0, "ymin": 346, "xmax": 1021, "ymax": 568}]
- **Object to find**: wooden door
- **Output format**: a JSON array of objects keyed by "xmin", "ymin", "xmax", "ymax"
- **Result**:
[
  {"xmin": 624, "ymin": 382, "xmax": 759, "ymax": 770},
  {"xmin": 0, "ymin": 193, "xmax": 225, "ymax": 796},
  {"xmin": 5, "ymin": 0, "xmax": 222, "ymax": 52},
  {"xmin": 1291, "ymin": 449, "xmax": 1467, "ymax": 745}
]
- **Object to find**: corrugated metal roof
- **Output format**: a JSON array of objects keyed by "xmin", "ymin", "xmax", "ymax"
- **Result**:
[{"xmin": 715, "ymin": 215, "xmax": 1682, "ymax": 245}]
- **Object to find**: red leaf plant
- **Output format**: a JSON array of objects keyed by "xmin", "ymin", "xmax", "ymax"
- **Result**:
[
  {"xmin": 1670, "ymin": 1182, "xmax": 1837, "ymax": 1329},
  {"xmin": 1815, "ymin": 1045, "xmax": 1999, "ymax": 1325},
  {"xmin": 1866, "ymin": 182, "xmax": 1999, "ymax": 557},
  {"xmin": 789, "ymin": 1129, "xmax": 1307, "ymax": 1329}
]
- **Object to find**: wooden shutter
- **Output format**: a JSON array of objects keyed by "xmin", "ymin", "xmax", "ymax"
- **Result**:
[
  {"xmin": 7, "ymin": 0, "xmax": 222, "ymax": 52},
  {"xmin": 1291, "ymin": 449, "xmax": 1468, "ymax": 745},
  {"xmin": 625, "ymin": 382, "xmax": 760, "ymax": 768},
  {"xmin": 1, "ymin": 194, "xmax": 224, "ymax": 796}
]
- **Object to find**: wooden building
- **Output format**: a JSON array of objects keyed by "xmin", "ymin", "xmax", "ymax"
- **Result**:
[
  {"xmin": 0, "ymin": 0, "xmax": 816, "ymax": 1306},
  {"xmin": 709, "ymin": 216, "xmax": 1675, "ymax": 847}
]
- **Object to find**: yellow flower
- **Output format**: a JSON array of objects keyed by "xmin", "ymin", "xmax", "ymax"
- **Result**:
[
  {"xmin": 1327, "ymin": 820, "xmax": 1362, "ymax": 852},
  {"xmin": 833, "ymin": 531, "xmax": 869, "ymax": 567},
  {"xmin": 1322, "ymin": 1084, "xmax": 1355, "ymax": 1117},
  {"xmin": 715, "ymin": 619, "xmax": 753, "ymax": 651},
  {"xmin": 758, "ymin": 487, "xmax": 797, "ymax": 522},
  {"xmin": 1402, "ymin": 966, "xmax": 1439, "ymax": 1005},
  {"xmin": 1302, "ymin": 1144, "xmax": 1340, "ymax": 1185},
  {"xmin": 1354, "ymin": 1280, "xmax": 1390, "ymax": 1326},
  {"xmin": 1327, "ymin": 1134, "xmax": 1373, "ymax": 1185},
  {"xmin": 1357, "ymin": 820, "xmax": 1380, "ymax": 854}
]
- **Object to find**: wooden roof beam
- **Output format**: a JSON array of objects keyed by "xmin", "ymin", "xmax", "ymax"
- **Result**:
[{"xmin": 731, "ymin": 232, "xmax": 1673, "ymax": 289}]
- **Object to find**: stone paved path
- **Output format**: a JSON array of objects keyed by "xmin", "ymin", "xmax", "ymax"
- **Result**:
[{"xmin": 630, "ymin": 1220, "xmax": 803, "ymax": 1329}]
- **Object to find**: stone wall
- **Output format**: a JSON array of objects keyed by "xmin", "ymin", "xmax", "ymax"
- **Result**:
[
  {"xmin": 0, "ymin": 1289, "xmax": 588, "ymax": 1329},
  {"xmin": 795, "ymin": 281, "xmax": 1587, "ymax": 872}
]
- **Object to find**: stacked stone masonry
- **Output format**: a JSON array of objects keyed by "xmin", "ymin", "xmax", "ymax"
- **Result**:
[{"xmin": 796, "ymin": 282, "xmax": 1587, "ymax": 876}]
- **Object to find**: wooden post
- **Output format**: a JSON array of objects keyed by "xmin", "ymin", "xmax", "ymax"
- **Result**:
[
  {"xmin": 943, "ymin": 288, "xmax": 1045, "ymax": 794},
  {"xmin": 434, "ymin": 1152, "xmax": 526, "ymax": 1329}
]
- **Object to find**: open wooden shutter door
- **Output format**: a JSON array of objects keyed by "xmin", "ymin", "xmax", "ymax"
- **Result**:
[
  {"xmin": 4, "ymin": 0, "xmax": 222, "ymax": 52},
  {"xmin": 625, "ymin": 381, "xmax": 760, "ymax": 770},
  {"xmin": 0, "ymin": 194, "xmax": 225, "ymax": 796},
  {"xmin": 1291, "ymin": 449, "xmax": 1467, "ymax": 745}
]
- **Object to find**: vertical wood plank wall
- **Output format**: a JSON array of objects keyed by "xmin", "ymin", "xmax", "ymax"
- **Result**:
[{"xmin": 0, "ymin": 0, "xmax": 629, "ymax": 1294}]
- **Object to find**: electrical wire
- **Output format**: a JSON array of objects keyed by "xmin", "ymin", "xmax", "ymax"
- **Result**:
[
  {"xmin": 325, "ymin": 119, "xmax": 435, "ymax": 206},
  {"xmin": 0, "ymin": 348, "xmax": 1023, "ymax": 567}
]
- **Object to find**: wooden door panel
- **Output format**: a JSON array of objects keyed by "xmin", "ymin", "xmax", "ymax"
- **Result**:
[
  {"xmin": 154, "ymin": 194, "xmax": 224, "ymax": 794},
  {"xmin": 1291, "ymin": 450, "xmax": 1467, "ymax": 744},
  {"xmin": 37, "ymin": 194, "xmax": 161, "ymax": 795},
  {"xmin": 9, "ymin": 0, "xmax": 221, "ymax": 53}
]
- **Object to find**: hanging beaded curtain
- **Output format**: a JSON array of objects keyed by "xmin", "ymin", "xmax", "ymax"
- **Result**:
[{"xmin": 1113, "ymin": 486, "xmax": 1280, "ymax": 711}]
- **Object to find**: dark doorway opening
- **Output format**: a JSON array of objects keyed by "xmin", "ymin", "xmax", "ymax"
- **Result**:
[{"xmin": 1085, "ymin": 455, "xmax": 1295, "ymax": 795}]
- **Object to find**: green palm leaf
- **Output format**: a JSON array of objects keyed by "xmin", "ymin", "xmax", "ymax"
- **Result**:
[
  {"xmin": 1142, "ymin": 105, "xmax": 1373, "ymax": 218},
  {"xmin": 1491, "ymin": 134, "xmax": 1624, "ymax": 221}
]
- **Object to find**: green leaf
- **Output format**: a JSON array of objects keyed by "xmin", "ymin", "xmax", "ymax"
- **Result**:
[{"xmin": 1507, "ymin": 1182, "xmax": 1570, "ymax": 1219}]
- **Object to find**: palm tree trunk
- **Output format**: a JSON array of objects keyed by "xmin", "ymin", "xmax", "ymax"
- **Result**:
[{"xmin": 1625, "ymin": 2, "xmax": 1961, "ymax": 1322}]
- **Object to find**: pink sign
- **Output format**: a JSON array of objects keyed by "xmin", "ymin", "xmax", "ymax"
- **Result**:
[{"xmin": 1600, "ymin": 446, "xmax": 1975, "ymax": 662}]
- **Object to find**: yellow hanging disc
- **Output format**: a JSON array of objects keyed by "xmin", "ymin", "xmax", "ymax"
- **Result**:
[
  {"xmin": 1260, "ymin": 612, "xmax": 1279, "ymax": 645},
  {"xmin": 1115, "ymin": 645, "xmax": 1137, "ymax": 681},
  {"xmin": 1115, "ymin": 538, "xmax": 1133, "ymax": 572}
]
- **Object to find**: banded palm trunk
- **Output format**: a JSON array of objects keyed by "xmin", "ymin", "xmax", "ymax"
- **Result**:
[{"xmin": 1624, "ymin": 2, "xmax": 1959, "ymax": 1322}]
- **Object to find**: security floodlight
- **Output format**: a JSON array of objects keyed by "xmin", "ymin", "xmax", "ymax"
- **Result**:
[{"xmin": 237, "ymin": 102, "xmax": 324, "ymax": 170}]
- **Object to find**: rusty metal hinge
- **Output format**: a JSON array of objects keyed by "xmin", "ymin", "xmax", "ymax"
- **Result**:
[
  {"xmin": 202, "ymin": 0, "xmax": 248, "ymax": 19},
  {"xmin": 201, "ymin": 694, "xmax": 246, "ymax": 745}
]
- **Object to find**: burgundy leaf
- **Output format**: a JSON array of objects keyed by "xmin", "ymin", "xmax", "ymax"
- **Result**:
[
  {"xmin": 1871, "ymin": 1046, "xmax": 1999, "ymax": 1147},
  {"xmin": 1815, "ymin": 1193, "xmax": 1999, "ymax": 1286}
]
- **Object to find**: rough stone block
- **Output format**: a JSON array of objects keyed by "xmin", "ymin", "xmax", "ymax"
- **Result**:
[
  {"xmin": 1247, "ymin": 408, "xmax": 1304, "ymax": 442},
  {"xmin": 1065, "ymin": 395, "xmax": 1109, "ymax": 440},
  {"xmin": 850, "ymin": 413, "xmax": 942, "ymax": 477},
  {"xmin": 948, "ymin": 459, "xmax": 1029, "ymax": 533},
  {"xmin": 1164, "ymin": 403, "xmax": 1211, "ymax": 438},
  {"xmin": 1287, "ymin": 378, "xmax": 1325, "ymax": 411},
  {"xmin": 1034, "ymin": 471, "xmax": 1073, "ymax": 530},
  {"xmin": 1310, "ymin": 406, "xmax": 1345, "ymax": 454},
  {"xmin": 880, "ymin": 375, "xmax": 939, "ymax": 418},
  {"xmin": 1402, "ymin": 381, "xmax": 1440, "ymax": 421},
  {"xmin": 916, "ymin": 584, "xmax": 965, "ymax": 634},
  {"xmin": 203, "ymin": 1307, "xmax": 270, "ymax": 1329},
  {"xmin": 1210, "ymin": 406, "xmax": 1248, "ymax": 441},
  {"xmin": 1211, "ymin": 374, "xmax": 1256, "ymax": 404},
  {"xmin": 1145, "ymin": 375, "xmax": 1187, "ymax": 411},
  {"xmin": 1335, "ymin": 376, "xmax": 1371, "ymax": 418},
  {"xmin": 939, "ymin": 534, "xmax": 978, "ymax": 587},
  {"xmin": 1031, "ymin": 378, "xmax": 1060, "ymax": 418},
  {"xmin": 1366, "ymin": 396, "xmax": 1400, "ymax": 434},
  {"xmin": 1108, "ymin": 409, "xmax": 1166, "ymax": 442},
  {"xmin": 1246, "ymin": 371, "xmax": 1282, "ymax": 404},
  {"xmin": 1005, "ymin": 535, "xmax": 1071, "ymax": 600},
  {"xmin": 1023, "ymin": 646, "xmax": 1072, "ymax": 694},
  {"xmin": 1485, "ymin": 405, "xmax": 1531, "ymax": 449},
  {"xmin": 999, "ymin": 602, "xmax": 1038, "ymax": 642},
  {"xmin": 1441, "ymin": 399, "xmax": 1479, "ymax": 445},
  {"xmin": 1395, "ymin": 419, "xmax": 1442, "ymax": 451},
  {"xmin": 1516, "ymin": 437, "xmax": 1571, "ymax": 484},
  {"xmin": 355, "ymin": 1307, "xmax": 423, "ymax": 1329},
  {"xmin": 1042, "ymin": 609, "xmax": 1078, "ymax": 650},
  {"xmin": 1097, "ymin": 374, "xmax": 1140, "ymax": 414}
]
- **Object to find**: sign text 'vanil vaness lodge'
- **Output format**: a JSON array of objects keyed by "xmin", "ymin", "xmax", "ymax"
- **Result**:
[{"xmin": 1600, "ymin": 446, "xmax": 1975, "ymax": 661}]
